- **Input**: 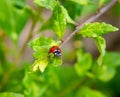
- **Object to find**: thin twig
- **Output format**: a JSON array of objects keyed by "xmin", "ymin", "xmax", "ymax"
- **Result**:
[
  {"xmin": 59, "ymin": 0, "xmax": 118, "ymax": 48},
  {"xmin": 19, "ymin": 9, "xmax": 41, "ymax": 57}
]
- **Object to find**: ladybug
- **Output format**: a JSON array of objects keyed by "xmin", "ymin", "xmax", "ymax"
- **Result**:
[{"xmin": 49, "ymin": 46, "xmax": 61, "ymax": 57}]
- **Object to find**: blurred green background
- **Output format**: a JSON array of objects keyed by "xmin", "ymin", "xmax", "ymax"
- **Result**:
[{"xmin": 0, "ymin": 0, "xmax": 120, "ymax": 97}]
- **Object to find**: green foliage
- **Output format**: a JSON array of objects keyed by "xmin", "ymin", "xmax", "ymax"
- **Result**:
[
  {"xmin": 34, "ymin": 0, "xmax": 57, "ymax": 11},
  {"xmin": 0, "ymin": 0, "xmax": 29, "ymax": 43},
  {"xmin": 29, "ymin": 37, "xmax": 62, "ymax": 72},
  {"xmin": 79, "ymin": 22, "xmax": 118, "ymax": 38},
  {"xmin": 52, "ymin": 4, "xmax": 67, "ymax": 39},
  {"xmin": 76, "ymin": 87, "xmax": 106, "ymax": 97},
  {"xmin": 0, "ymin": 0, "xmax": 120, "ymax": 97},
  {"xmin": 35, "ymin": 0, "xmax": 75, "ymax": 39},
  {"xmin": 69, "ymin": 0, "xmax": 91, "ymax": 5},
  {"xmin": 92, "ymin": 52, "xmax": 120, "ymax": 82},
  {"xmin": 0, "ymin": 92, "xmax": 24, "ymax": 97},
  {"xmin": 62, "ymin": 0, "xmax": 83, "ymax": 20},
  {"xmin": 74, "ymin": 49, "xmax": 92, "ymax": 76},
  {"xmin": 79, "ymin": 22, "xmax": 118, "ymax": 65},
  {"xmin": 52, "ymin": 3, "xmax": 75, "ymax": 39},
  {"xmin": 94, "ymin": 36, "xmax": 106, "ymax": 65}
]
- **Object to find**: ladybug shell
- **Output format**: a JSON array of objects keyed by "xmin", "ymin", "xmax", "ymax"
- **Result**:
[{"xmin": 49, "ymin": 46, "xmax": 61, "ymax": 56}]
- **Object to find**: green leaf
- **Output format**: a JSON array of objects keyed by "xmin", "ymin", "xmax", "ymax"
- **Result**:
[
  {"xmin": 32, "ymin": 58, "xmax": 48, "ymax": 72},
  {"xmin": 29, "ymin": 37, "xmax": 61, "ymax": 72},
  {"xmin": 52, "ymin": 4, "xmax": 75, "ymax": 39},
  {"xmin": 94, "ymin": 36, "xmax": 106, "ymax": 65},
  {"xmin": 63, "ymin": 1, "xmax": 83, "ymax": 19},
  {"xmin": 76, "ymin": 87, "xmax": 106, "ymax": 97},
  {"xmin": 74, "ymin": 49, "xmax": 92, "ymax": 76},
  {"xmin": 49, "ymin": 53, "xmax": 62, "ymax": 66},
  {"xmin": 34, "ymin": 0, "xmax": 57, "ymax": 10},
  {"xmin": 0, "ymin": 0, "xmax": 29, "ymax": 43},
  {"xmin": 61, "ymin": 6, "xmax": 75, "ymax": 25},
  {"xmin": 0, "ymin": 92, "xmax": 24, "ymax": 97},
  {"xmin": 52, "ymin": 4, "xmax": 66, "ymax": 39},
  {"xmin": 79, "ymin": 22, "xmax": 118, "ymax": 65},
  {"xmin": 79, "ymin": 22, "xmax": 119, "ymax": 38},
  {"xmin": 29, "ymin": 37, "xmax": 61, "ymax": 51},
  {"xmin": 23, "ymin": 71, "xmax": 48, "ymax": 97}
]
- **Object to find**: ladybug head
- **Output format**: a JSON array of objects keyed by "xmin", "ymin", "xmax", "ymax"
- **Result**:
[{"xmin": 49, "ymin": 46, "xmax": 61, "ymax": 57}]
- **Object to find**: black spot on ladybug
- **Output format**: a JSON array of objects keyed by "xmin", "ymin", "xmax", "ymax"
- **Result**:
[{"xmin": 54, "ymin": 51, "xmax": 61, "ymax": 56}]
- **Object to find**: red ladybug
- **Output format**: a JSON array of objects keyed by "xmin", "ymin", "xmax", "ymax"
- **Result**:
[{"xmin": 49, "ymin": 46, "xmax": 61, "ymax": 57}]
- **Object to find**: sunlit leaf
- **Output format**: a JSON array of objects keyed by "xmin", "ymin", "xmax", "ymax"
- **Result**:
[
  {"xmin": 52, "ymin": 4, "xmax": 66, "ymax": 39},
  {"xmin": 29, "ymin": 37, "xmax": 61, "ymax": 51},
  {"xmin": 32, "ymin": 58, "xmax": 48, "ymax": 72},
  {"xmin": 79, "ymin": 22, "xmax": 118, "ymax": 65},
  {"xmin": 29, "ymin": 37, "xmax": 61, "ymax": 72},
  {"xmin": 79, "ymin": 22, "xmax": 119, "ymax": 37},
  {"xmin": 52, "ymin": 3, "xmax": 75, "ymax": 39}
]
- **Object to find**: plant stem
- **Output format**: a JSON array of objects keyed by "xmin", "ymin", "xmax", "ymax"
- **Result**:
[
  {"xmin": 59, "ymin": 0, "xmax": 118, "ymax": 48},
  {"xmin": 55, "ymin": 77, "xmax": 89, "ymax": 97},
  {"xmin": 19, "ymin": 9, "xmax": 41, "ymax": 57}
]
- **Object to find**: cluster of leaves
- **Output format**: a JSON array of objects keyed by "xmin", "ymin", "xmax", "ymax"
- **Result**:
[
  {"xmin": 29, "ymin": 37, "xmax": 62, "ymax": 72},
  {"xmin": 30, "ymin": 0, "xmax": 118, "ymax": 72},
  {"xmin": 0, "ymin": 0, "xmax": 120, "ymax": 97}
]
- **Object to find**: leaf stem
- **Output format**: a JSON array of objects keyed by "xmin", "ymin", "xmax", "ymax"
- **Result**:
[{"xmin": 59, "ymin": 0, "xmax": 118, "ymax": 48}]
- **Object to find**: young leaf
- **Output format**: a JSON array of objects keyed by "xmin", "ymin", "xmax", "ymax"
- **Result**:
[
  {"xmin": 29, "ymin": 37, "xmax": 61, "ymax": 51},
  {"xmin": 79, "ymin": 22, "xmax": 119, "ymax": 38},
  {"xmin": 52, "ymin": 4, "xmax": 66, "ymax": 39},
  {"xmin": 74, "ymin": 49, "xmax": 92, "ymax": 76},
  {"xmin": 34, "ymin": 0, "xmax": 57, "ymax": 11},
  {"xmin": 32, "ymin": 58, "xmax": 48, "ymax": 72},
  {"xmin": 29, "ymin": 37, "xmax": 61, "ymax": 72},
  {"xmin": 52, "ymin": 3, "xmax": 75, "ymax": 39},
  {"xmin": 94, "ymin": 36, "xmax": 106, "ymax": 65},
  {"xmin": 79, "ymin": 22, "xmax": 118, "ymax": 65}
]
